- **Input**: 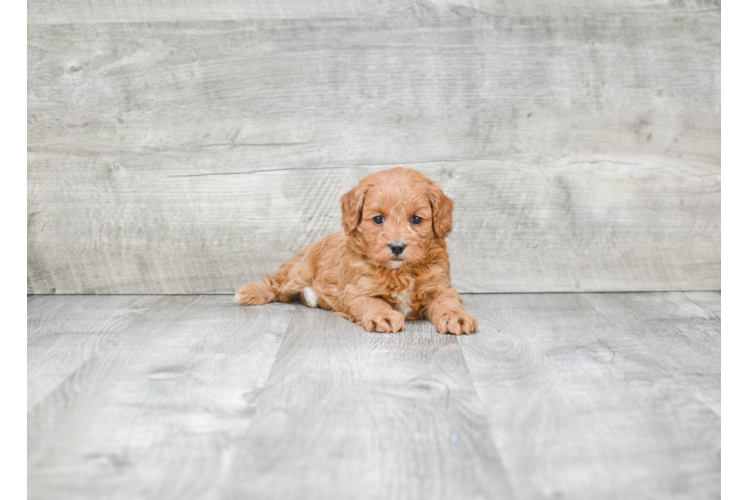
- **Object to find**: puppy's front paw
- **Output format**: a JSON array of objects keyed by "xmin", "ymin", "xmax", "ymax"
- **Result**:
[
  {"xmin": 360, "ymin": 309, "xmax": 406, "ymax": 333},
  {"xmin": 433, "ymin": 310, "xmax": 479, "ymax": 335}
]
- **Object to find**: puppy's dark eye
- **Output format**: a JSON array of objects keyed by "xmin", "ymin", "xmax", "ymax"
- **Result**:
[
  {"xmin": 373, "ymin": 216, "xmax": 384, "ymax": 225},
  {"xmin": 410, "ymin": 216, "xmax": 423, "ymax": 225}
]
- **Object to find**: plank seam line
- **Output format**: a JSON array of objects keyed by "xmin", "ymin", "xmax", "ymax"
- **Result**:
[
  {"xmin": 577, "ymin": 293, "xmax": 721, "ymax": 418},
  {"xmin": 26, "ymin": 9, "xmax": 722, "ymax": 27},
  {"xmin": 453, "ymin": 335, "xmax": 518, "ymax": 499},
  {"xmin": 166, "ymin": 165, "xmax": 351, "ymax": 178},
  {"xmin": 679, "ymin": 291, "xmax": 721, "ymax": 320}
]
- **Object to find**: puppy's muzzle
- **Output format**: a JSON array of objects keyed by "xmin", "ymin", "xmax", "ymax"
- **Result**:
[{"xmin": 389, "ymin": 242, "xmax": 406, "ymax": 256}]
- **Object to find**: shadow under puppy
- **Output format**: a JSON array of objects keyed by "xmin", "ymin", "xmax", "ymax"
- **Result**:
[{"xmin": 235, "ymin": 167, "xmax": 478, "ymax": 335}]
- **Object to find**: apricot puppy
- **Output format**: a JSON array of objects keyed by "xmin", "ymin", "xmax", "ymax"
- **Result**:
[{"xmin": 235, "ymin": 167, "xmax": 478, "ymax": 335}]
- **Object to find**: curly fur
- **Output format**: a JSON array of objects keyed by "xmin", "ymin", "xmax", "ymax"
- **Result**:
[{"xmin": 235, "ymin": 167, "xmax": 479, "ymax": 335}]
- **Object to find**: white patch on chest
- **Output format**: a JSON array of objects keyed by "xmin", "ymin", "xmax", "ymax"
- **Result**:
[
  {"xmin": 393, "ymin": 292, "xmax": 412, "ymax": 318},
  {"xmin": 302, "ymin": 287, "xmax": 319, "ymax": 308}
]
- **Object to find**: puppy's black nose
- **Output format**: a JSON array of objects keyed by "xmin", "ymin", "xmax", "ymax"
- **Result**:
[{"xmin": 389, "ymin": 242, "xmax": 406, "ymax": 256}]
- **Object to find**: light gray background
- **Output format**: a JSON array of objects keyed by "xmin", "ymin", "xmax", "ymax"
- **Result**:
[{"xmin": 27, "ymin": 1, "xmax": 720, "ymax": 294}]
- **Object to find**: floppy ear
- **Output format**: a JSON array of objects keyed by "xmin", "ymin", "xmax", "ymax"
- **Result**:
[
  {"xmin": 340, "ymin": 182, "xmax": 368, "ymax": 236},
  {"xmin": 428, "ymin": 182, "xmax": 454, "ymax": 240}
]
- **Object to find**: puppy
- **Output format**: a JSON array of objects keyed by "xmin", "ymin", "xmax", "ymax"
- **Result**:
[{"xmin": 235, "ymin": 167, "xmax": 478, "ymax": 335}]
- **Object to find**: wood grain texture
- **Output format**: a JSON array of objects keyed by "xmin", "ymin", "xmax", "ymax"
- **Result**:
[
  {"xmin": 28, "ymin": 296, "xmax": 297, "ymax": 500},
  {"xmin": 28, "ymin": 17, "xmax": 720, "ymax": 159},
  {"xmin": 458, "ymin": 293, "xmax": 720, "ymax": 500},
  {"xmin": 27, "ymin": 294, "xmax": 161, "ymax": 410},
  {"xmin": 27, "ymin": 293, "xmax": 720, "ymax": 499},
  {"xmin": 219, "ymin": 306, "xmax": 512, "ymax": 500},
  {"xmin": 582, "ymin": 291, "xmax": 721, "ymax": 415},
  {"xmin": 684, "ymin": 291, "xmax": 721, "ymax": 318},
  {"xmin": 28, "ymin": 0, "xmax": 721, "ymax": 24},
  {"xmin": 27, "ymin": 15, "xmax": 720, "ymax": 294},
  {"xmin": 28, "ymin": 155, "xmax": 720, "ymax": 294}
]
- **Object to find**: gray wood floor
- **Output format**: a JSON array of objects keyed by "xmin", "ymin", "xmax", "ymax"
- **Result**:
[{"xmin": 27, "ymin": 293, "xmax": 720, "ymax": 500}]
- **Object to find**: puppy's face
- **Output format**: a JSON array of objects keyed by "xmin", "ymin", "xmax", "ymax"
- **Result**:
[{"xmin": 340, "ymin": 168, "xmax": 454, "ymax": 269}]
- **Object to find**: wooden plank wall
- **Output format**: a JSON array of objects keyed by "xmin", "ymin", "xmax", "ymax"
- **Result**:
[{"xmin": 27, "ymin": 1, "xmax": 721, "ymax": 294}]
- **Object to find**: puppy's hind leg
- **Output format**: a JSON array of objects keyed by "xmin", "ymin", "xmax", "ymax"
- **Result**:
[
  {"xmin": 235, "ymin": 276, "xmax": 278, "ymax": 305},
  {"xmin": 235, "ymin": 253, "xmax": 312, "ymax": 306}
]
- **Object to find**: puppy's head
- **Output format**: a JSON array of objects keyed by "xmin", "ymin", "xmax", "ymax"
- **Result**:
[{"xmin": 340, "ymin": 167, "xmax": 454, "ymax": 269}]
